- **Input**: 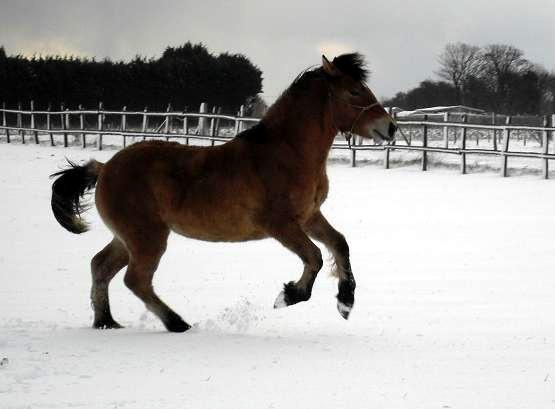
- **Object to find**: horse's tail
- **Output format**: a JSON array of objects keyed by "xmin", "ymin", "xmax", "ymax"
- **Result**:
[{"xmin": 50, "ymin": 159, "xmax": 103, "ymax": 234}]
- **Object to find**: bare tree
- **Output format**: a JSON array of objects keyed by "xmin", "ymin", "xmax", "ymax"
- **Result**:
[
  {"xmin": 543, "ymin": 70, "xmax": 555, "ymax": 113},
  {"xmin": 479, "ymin": 44, "xmax": 530, "ymax": 111},
  {"xmin": 528, "ymin": 64, "xmax": 552, "ymax": 113},
  {"xmin": 480, "ymin": 44, "xmax": 530, "ymax": 90},
  {"xmin": 437, "ymin": 42, "xmax": 481, "ymax": 104}
]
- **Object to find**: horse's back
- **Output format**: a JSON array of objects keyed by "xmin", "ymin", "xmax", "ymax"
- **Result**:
[{"xmin": 95, "ymin": 140, "xmax": 268, "ymax": 242}]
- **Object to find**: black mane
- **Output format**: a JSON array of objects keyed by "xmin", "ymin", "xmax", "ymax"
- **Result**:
[
  {"xmin": 254, "ymin": 52, "xmax": 370, "ymax": 142},
  {"xmin": 332, "ymin": 53, "xmax": 369, "ymax": 82},
  {"xmin": 285, "ymin": 52, "xmax": 369, "ymax": 96}
]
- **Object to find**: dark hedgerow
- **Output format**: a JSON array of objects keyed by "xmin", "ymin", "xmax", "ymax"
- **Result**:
[{"xmin": 0, "ymin": 42, "xmax": 263, "ymax": 113}]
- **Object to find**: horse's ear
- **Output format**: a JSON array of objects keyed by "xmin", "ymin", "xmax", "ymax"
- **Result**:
[{"xmin": 322, "ymin": 55, "xmax": 340, "ymax": 77}]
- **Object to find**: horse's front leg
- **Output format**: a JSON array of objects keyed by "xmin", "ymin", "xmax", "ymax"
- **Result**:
[
  {"xmin": 268, "ymin": 223, "xmax": 323, "ymax": 308},
  {"xmin": 305, "ymin": 211, "xmax": 356, "ymax": 319}
]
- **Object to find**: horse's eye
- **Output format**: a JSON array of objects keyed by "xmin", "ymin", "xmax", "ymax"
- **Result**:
[{"xmin": 350, "ymin": 90, "xmax": 362, "ymax": 97}]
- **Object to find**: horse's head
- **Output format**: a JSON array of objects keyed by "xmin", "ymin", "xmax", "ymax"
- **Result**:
[{"xmin": 322, "ymin": 53, "xmax": 396, "ymax": 144}]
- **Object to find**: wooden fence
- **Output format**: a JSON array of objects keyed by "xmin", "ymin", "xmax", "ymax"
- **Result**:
[{"xmin": 1, "ymin": 102, "xmax": 555, "ymax": 178}]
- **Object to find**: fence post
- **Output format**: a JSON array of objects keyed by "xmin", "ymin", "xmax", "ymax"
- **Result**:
[
  {"xmin": 47, "ymin": 104, "xmax": 53, "ymax": 146},
  {"xmin": 384, "ymin": 108, "xmax": 392, "ymax": 168},
  {"xmin": 215, "ymin": 106, "xmax": 222, "ymax": 137},
  {"xmin": 422, "ymin": 114, "xmax": 428, "ymax": 171},
  {"xmin": 443, "ymin": 112, "xmax": 449, "ymax": 148},
  {"xmin": 216, "ymin": 106, "xmax": 222, "ymax": 133},
  {"xmin": 460, "ymin": 114, "xmax": 467, "ymax": 174},
  {"xmin": 500, "ymin": 116, "xmax": 511, "ymax": 177},
  {"xmin": 79, "ymin": 104, "xmax": 85, "ymax": 148},
  {"xmin": 61, "ymin": 103, "xmax": 67, "ymax": 147},
  {"xmin": 2, "ymin": 102, "xmax": 9, "ymax": 143},
  {"xmin": 234, "ymin": 106, "xmax": 243, "ymax": 136},
  {"xmin": 239, "ymin": 105, "xmax": 245, "ymax": 133},
  {"xmin": 183, "ymin": 108, "xmax": 189, "ymax": 145},
  {"xmin": 121, "ymin": 106, "xmax": 127, "ymax": 148},
  {"xmin": 552, "ymin": 114, "xmax": 555, "ymax": 154},
  {"xmin": 198, "ymin": 102, "xmax": 207, "ymax": 135},
  {"xmin": 165, "ymin": 103, "xmax": 171, "ymax": 141},
  {"xmin": 18, "ymin": 102, "xmax": 24, "ymax": 144},
  {"xmin": 210, "ymin": 106, "xmax": 216, "ymax": 146},
  {"xmin": 142, "ymin": 107, "xmax": 148, "ymax": 140},
  {"xmin": 97, "ymin": 102, "xmax": 103, "ymax": 150},
  {"xmin": 65, "ymin": 107, "xmax": 70, "ymax": 145},
  {"xmin": 30, "ymin": 100, "xmax": 39, "ymax": 144},
  {"xmin": 542, "ymin": 116, "xmax": 549, "ymax": 179},
  {"xmin": 384, "ymin": 143, "xmax": 390, "ymax": 169},
  {"xmin": 499, "ymin": 116, "xmax": 504, "ymax": 146},
  {"xmin": 351, "ymin": 145, "xmax": 357, "ymax": 168},
  {"xmin": 493, "ymin": 115, "xmax": 497, "ymax": 146}
]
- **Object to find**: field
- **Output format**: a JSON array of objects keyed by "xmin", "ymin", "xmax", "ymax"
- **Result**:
[{"xmin": 1, "ymin": 143, "xmax": 555, "ymax": 409}]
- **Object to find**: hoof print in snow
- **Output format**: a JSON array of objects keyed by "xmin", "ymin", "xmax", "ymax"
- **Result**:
[{"xmin": 0, "ymin": 357, "xmax": 8, "ymax": 368}]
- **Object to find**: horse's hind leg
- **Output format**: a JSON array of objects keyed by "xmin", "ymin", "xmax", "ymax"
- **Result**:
[
  {"xmin": 269, "ymin": 223, "xmax": 323, "ymax": 308},
  {"xmin": 91, "ymin": 238, "xmax": 129, "ymax": 329},
  {"xmin": 123, "ymin": 227, "xmax": 190, "ymax": 333},
  {"xmin": 305, "ymin": 211, "xmax": 355, "ymax": 320}
]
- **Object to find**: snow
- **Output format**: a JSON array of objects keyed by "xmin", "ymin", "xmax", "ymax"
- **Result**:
[
  {"xmin": 1, "ymin": 143, "xmax": 555, "ymax": 409},
  {"xmin": 395, "ymin": 106, "xmax": 486, "ymax": 116}
]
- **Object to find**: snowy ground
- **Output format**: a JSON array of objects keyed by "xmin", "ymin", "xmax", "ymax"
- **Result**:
[{"xmin": 1, "ymin": 143, "xmax": 555, "ymax": 409}]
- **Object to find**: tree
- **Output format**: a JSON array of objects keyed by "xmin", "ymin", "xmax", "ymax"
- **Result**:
[
  {"xmin": 546, "ymin": 72, "xmax": 555, "ymax": 113},
  {"xmin": 387, "ymin": 42, "xmax": 552, "ymax": 114},
  {"xmin": 0, "ymin": 43, "xmax": 263, "ymax": 112},
  {"xmin": 479, "ymin": 44, "xmax": 530, "ymax": 112},
  {"xmin": 383, "ymin": 80, "xmax": 458, "ymax": 110},
  {"xmin": 529, "ymin": 65, "xmax": 555, "ymax": 114},
  {"xmin": 437, "ymin": 42, "xmax": 481, "ymax": 104}
]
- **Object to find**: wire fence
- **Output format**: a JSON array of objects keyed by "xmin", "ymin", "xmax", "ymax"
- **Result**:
[{"xmin": 1, "ymin": 102, "xmax": 555, "ymax": 179}]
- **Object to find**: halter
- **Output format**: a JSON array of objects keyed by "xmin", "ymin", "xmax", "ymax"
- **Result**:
[{"xmin": 328, "ymin": 87, "xmax": 381, "ymax": 147}]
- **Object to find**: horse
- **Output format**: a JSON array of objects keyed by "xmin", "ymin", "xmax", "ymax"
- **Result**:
[{"xmin": 50, "ymin": 53, "xmax": 397, "ymax": 332}]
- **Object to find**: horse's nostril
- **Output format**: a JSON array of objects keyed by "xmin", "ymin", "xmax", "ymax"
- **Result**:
[{"xmin": 388, "ymin": 123, "xmax": 397, "ymax": 138}]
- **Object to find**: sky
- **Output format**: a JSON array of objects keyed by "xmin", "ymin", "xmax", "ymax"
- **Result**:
[{"xmin": 1, "ymin": 0, "xmax": 554, "ymax": 103}]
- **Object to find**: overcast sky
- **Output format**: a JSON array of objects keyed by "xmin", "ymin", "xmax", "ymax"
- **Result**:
[{"xmin": 1, "ymin": 0, "xmax": 554, "ymax": 103}]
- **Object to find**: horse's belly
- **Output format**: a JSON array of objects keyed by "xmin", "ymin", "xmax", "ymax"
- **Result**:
[{"xmin": 167, "ymin": 209, "xmax": 267, "ymax": 242}]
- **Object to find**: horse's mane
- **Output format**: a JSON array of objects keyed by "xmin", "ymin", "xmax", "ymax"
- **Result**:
[
  {"xmin": 285, "ymin": 52, "xmax": 369, "ymax": 96},
  {"xmin": 332, "ymin": 53, "xmax": 369, "ymax": 82},
  {"xmin": 240, "ymin": 53, "xmax": 369, "ymax": 143}
]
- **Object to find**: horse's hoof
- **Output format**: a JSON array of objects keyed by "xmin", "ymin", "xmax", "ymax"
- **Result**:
[
  {"xmin": 165, "ymin": 317, "xmax": 191, "ymax": 333},
  {"xmin": 336, "ymin": 300, "xmax": 353, "ymax": 320},
  {"xmin": 337, "ymin": 278, "xmax": 355, "ymax": 320},
  {"xmin": 93, "ymin": 319, "xmax": 124, "ymax": 329},
  {"xmin": 274, "ymin": 290, "xmax": 288, "ymax": 308},
  {"xmin": 273, "ymin": 282, "xmax": 310, "ymax": 309}
]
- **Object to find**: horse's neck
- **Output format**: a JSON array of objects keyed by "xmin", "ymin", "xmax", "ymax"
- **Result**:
[{"xmin": 263, "ymin": 91, "xmax": 337, "ymax": 169}]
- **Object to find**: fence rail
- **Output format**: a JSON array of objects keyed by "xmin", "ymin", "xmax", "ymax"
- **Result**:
[{"xmin": 1, "ymin": 102, "xmax": 555, "ymax": 179}]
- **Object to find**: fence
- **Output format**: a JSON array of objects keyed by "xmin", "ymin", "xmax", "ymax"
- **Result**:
[{"xmin": 1, "ymin": 102, "xmax": 555, "ymax": 179}]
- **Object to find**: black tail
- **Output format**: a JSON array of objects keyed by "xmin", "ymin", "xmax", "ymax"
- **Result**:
[{"xmin": 50, "ymin": 159, "xmax": 102, "ymax": 234}]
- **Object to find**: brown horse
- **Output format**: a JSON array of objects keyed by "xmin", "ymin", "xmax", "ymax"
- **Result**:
[{"xmin": 51, "ymin": 53, "xmax": 396, "ymax": 332}]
